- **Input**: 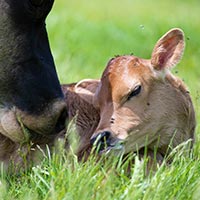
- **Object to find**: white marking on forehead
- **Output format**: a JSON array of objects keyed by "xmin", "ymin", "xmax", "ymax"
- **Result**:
[
  {"xmin": 123, "ymin": 76, "xmax": 141, "ymax": 92},
  {"xmin": 120, "ymin": 60, "xmax": 141, "ymax": 91}
]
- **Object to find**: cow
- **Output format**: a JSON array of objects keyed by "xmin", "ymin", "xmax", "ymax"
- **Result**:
[
  {"xmin": 63, "ymin": 28, "xmax": 196, "ymax": 165},
  {"xmin": 0, "ymin": 0, "xmax": 67, "ymax": 170}
]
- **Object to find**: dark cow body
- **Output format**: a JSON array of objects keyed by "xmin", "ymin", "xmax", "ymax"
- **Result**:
[{"xmin": 0, "ymin": 0, "xmax": 67, "ymax": 169}]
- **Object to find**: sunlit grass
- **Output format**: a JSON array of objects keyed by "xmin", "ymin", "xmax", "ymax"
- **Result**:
[{"xmin": 3, "ymin": 138, "xmax": 200, "ymax": 200}]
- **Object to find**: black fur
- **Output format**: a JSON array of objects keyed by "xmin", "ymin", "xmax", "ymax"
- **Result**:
[{"xmin": 0, "ymin": 0, "xmax": 63, "ymax": 114}]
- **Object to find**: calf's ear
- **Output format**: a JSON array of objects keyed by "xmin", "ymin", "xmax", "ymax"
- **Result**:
[
  {"xmin": 74, "ymin": 79, "xmax": 99, "ymax": 105},
  {"xmin": 151, "ymin": 28, "xmax": 185, "ymax": 71}
]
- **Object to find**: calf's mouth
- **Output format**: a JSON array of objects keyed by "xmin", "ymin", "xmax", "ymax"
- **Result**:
[{"xmin": 90, "ymin": 131, "xmax": 125, "ymax": 155}]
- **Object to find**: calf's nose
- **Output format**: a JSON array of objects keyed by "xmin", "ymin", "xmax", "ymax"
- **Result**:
[{"xmin": 90, "ymin": 131, "xmax": 112, "ymax": 151}]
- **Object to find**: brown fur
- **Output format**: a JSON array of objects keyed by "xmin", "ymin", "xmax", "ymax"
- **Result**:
[{"xmin": 62, "ymin": 82, "xmax": 100, "ymax": 160}]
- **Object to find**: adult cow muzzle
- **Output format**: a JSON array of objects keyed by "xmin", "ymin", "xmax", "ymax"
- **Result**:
[{"xmin": 0, "ymin": 0, "xmax": 67, "ymax": 144}]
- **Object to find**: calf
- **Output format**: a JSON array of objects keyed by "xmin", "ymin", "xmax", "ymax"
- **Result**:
[
  {"xmin": 63, "ymin": 28, "xmax": 195, "ymax": 162},
  {"xmin": 0, "ymin": 0, "xmax": 67, "ymax": 169}
]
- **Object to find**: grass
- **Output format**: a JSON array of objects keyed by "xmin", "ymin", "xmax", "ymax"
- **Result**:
[{"xmin": 1, "ymin": 0, "xmax": 200, "ymax": 199}]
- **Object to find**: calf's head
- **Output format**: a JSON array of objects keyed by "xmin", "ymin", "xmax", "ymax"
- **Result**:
[
  {"xmin": 90, "ymin": 29, "xmax": 195, "ymax": 155},
  {"xmin": 0, "ymin": 0, "xmax": 67, "ymax": 143}
]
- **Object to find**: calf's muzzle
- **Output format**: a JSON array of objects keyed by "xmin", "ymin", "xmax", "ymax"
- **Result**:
[{"xmin": 90, "ymin": 131, "xmax": 114, "ymax": 152}]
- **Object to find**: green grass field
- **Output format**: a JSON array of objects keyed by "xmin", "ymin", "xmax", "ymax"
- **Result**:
[{"xmin": 1, "ymin": 0, "xmax": 200, "ymax": 199}]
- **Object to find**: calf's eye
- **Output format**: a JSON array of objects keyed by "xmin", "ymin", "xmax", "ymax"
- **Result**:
[{"xmin": 127, "ymin": 85, "xmax": 141, "ymax": 100}]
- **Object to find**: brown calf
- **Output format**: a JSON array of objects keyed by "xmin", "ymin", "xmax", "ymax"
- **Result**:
[{"xmin": 63, "ymin": 28, "xmax": 196, "ymax": 162}]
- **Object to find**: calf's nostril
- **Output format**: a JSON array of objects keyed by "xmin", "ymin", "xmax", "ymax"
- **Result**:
[
  {"xmin": 54, "ymin": 107, "xmax": 68, "ymax": 133},
  {"xmin": 90, "ymin": 131, "xmax": 111, "ymax": 151},
  {"xmin": 99, "ymin": 131, "xmax": 111, "ymax": 143}
]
